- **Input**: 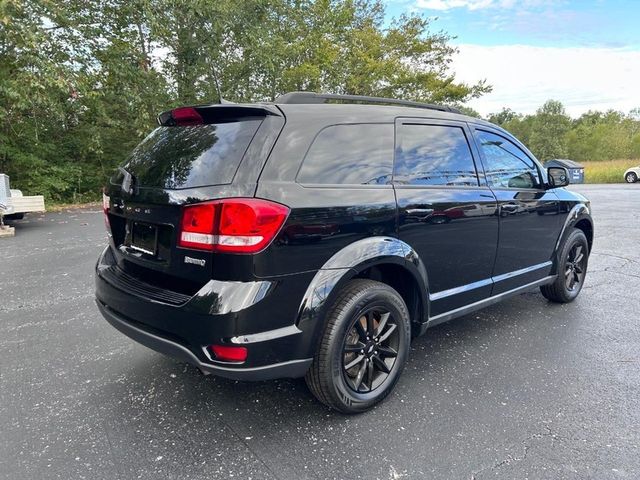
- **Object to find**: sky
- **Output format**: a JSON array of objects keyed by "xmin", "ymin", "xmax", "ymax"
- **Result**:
[{"xmin": 384, "ymin": 0, "xmax": 640, "ymax": 117}]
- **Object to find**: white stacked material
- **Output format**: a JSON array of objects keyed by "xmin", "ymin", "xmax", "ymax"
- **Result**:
[
  {"xmin": 0, "ymin": 173, "xmax": 11, "ymax": 214},
  {"xmin": 0, "ymin": 174, "xmax": 9, "ymax": 198},
  {"xmin": 0, "ymin": 173, "xmax": 46, "ymax": 215},
  {"xmin": 9, "ymin": 195, "xmax": 46, "ymax": 213}
]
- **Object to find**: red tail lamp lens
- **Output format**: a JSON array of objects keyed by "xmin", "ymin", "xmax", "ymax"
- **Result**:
[
  {"xmin": 171, "ymin": 107, "xmax": 203, "ymax": 126},
  {"xmin": 179, "ymin": 202, "xmax": 217, "ymax": 250},
  {"xmin": 102, "ymin": 192, "xmax": 110, "ymax": 231},
  {"xmin": 216, "ymin": 199, "xmax": 289, "ymax": 253},
  {"xmin": 210, "ymin": 345, "xmax": 248, "ymax": 362},
  {"xmin": 178, "ymin": 198, "xmax": 289, "ymax": 253}
]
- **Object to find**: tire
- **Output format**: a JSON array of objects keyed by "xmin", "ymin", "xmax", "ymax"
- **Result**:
[
  {"xmin": 540, "ymin": 228, "xmax": 589, "ymax": 303},
  {"xmin": 305, "ymin": 279, "xmax": 411, "ymax": 413},
  {"xmin": 625, "ymin": 172, "xmax": 638, "ymax": 183}
]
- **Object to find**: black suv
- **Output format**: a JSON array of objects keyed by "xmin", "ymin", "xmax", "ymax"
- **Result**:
[{"xmin": 96, "ymin": 92, "xmax": 593, "ymax": 413}]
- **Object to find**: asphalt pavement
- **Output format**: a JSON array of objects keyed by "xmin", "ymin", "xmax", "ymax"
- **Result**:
[{"xmin": 1, "ymin": 184, "xmax": 639, "ymax": 479}]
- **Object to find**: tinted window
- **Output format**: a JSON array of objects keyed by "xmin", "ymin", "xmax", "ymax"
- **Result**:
[
  {"xmin": 297, "ymin": 124, "xmax": 393, "ymax": 185},
  {"xmin": 476, "ymin": 130, "xmax": 541, "ymax": 189},
  {"xmin": 114, "ymin": 119, "xmax": 262, "ymax": 189},
  {"xmin": 394, "ymin": 124, "xmax": 478, "ymax": 186}
]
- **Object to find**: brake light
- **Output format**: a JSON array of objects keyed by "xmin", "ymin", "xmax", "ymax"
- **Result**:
[
  {"xmin": 171, "ymin": 107, "xmax": 203, "ymax": 126},
  {"xmin": 178, "ymin": 198, "xmax": 289, "ymax": 253}
]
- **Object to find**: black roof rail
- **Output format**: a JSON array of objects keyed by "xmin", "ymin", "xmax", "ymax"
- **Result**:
[{"xmin": 274, "ymin": 91, "xmax": 461, "ymax": 114}]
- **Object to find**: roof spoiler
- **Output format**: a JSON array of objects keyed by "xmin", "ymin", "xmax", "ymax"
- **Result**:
[{"xmin": 157, "ymin": 104, "xmax": 280, "ymax": 126}]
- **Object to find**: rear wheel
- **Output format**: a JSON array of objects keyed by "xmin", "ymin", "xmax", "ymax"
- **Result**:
[
  {"xmin": 541, "ymin": 228, "xmax": 589, "ymax": 303},
  {"xmin": 625, "ymin": 172, "xmax": 638, "ymax": 183},
  {"xmin": 305, "ymin": 279, "xmax": 411, "ymax": 413}
]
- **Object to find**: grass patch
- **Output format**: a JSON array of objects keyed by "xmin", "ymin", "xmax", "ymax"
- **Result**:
[
  {"xmin": 582, "ymin": 159, "xmax": 639, "ymax": 184},
  {"xmin": 46, "ymin": 201, "xmax": 101, "ymax": 212}
]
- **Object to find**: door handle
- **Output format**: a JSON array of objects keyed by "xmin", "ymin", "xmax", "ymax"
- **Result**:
[
  {"xmin": 501, "ymin": 203, "xmax": 519, "ymax": 214},
  {"xmin": 406, "ymin": 208, "xmax": 434, "ymax": 215}
]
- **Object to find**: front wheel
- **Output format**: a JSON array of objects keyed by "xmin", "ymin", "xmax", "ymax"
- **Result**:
[
  {"xmin": 625, "ymin": 172, "xmax": 638, "ymax": 183},
  {"xmin": 305, "ymin": 279, "xmax": 411, "ymax": 413},
  {"xmin": 541, "ymin": 228, "xmax": 589, "ymax": 303}
]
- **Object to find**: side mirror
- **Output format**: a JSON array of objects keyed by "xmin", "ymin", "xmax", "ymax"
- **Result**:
[{"xmin": 547, "ymin": 167, "xmax": 569, "ymax": 188}]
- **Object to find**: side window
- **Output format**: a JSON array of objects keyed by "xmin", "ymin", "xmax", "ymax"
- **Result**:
[
  {"xmin": 394, "ymin": 124, "xmax": 479, "ymax": 186},
  {"xmin": 297, "ymin": 124, "xmax": 393, "ymax": 185},
  {"xmin": 476, "ymin": 130, "xmax": 541, "ymax": 189}
]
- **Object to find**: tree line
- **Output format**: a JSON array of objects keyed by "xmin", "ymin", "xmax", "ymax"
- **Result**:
[
  {"xmin": 1, "ymin": 0, "xmax": 488, "ymax": 202},
  {"xmin": 2, "ymin": 1, "xmax": 638, "ymax": 203},
  {"xmin": 483, "ymin": 100, "xmax": 640, "ymax": 164}
]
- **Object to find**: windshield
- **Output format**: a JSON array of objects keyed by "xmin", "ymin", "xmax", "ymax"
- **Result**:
[{"xmin": 112, "ymin": 119, "xmax": 262, "ymax": 189}]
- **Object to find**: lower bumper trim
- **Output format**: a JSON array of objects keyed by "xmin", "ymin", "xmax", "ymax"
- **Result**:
[{"xmin": 96, "ymin": 300, "xmax": 312, "ymax": 381}]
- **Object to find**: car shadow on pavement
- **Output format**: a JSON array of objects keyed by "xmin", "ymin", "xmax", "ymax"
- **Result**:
[
  {"xmin": 87, "ymin": 291, "xmax": 587, "ymax": 480},
  {"xmin": 98, "ymin": 291, "xmax": 563, "ymax": 423}
]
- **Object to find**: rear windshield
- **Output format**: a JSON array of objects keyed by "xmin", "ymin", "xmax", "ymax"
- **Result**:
[{"xmin": 113, "ymin": 119, "xmax": 262, "ymax": 189}]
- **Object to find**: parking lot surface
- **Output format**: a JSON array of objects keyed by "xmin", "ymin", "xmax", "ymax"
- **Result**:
[{"xmin": 1, "ymin": 184, "xmax": 639, "ymax": 479}]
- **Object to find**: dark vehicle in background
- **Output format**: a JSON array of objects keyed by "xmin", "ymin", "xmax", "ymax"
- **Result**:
[{"xmin": 96, "ymin": 92, "xmax": 593, "ymax": 413}]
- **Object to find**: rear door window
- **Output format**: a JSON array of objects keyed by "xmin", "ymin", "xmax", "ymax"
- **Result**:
[
  {"xmin": 113, "ymin": 119, "xmax": 263, "ymax": 189},
  {"xmin": 394, "ymin": 124, "xmax": 479, "ymax": 186},
  {"xmin": 296, "ymin": 123, "xmax": 394, "ymax": 185}
]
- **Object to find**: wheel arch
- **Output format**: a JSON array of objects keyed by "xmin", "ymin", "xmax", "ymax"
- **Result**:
[
  {"xmin": 296, "ymin": 237, "xmax": 430, "ymax": 353},
  {"xmin": 574, "ymin": 217, "xmax": 593, "ymax": 253},
  {"xmin": 552, "ymin": 203, "xmax": 593, "ymax": 273},
  {"xmin": 352, "ymin": 262, "xmax": 427, "ymax": 337}
]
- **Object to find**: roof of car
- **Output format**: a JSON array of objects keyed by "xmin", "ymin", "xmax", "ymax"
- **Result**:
[
  {"xmin": 273, "ymin": 102, "xmax": 495, "ymax": 128},
  {"xmin": 271, "ymin": 91, "xmax": 499, "ymax": 128}
]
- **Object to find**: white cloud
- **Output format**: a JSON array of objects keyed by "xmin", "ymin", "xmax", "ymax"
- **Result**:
[
  {"xmin": 451, "ymin": 44, "xmax": 640, "ymax": 116},
  {"xmin": 415, "ymin": 0, "xmax": 493, "ymax": 10},
  {"xmin": 414, "ymin": 0, "xmax": 545, "ymax": 11}
]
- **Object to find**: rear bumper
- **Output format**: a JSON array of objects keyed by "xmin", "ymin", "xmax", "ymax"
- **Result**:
[
  {"xmin": 95, "ymin": 246, "xmax": 315, "ymax": 380},
  {"xmin": 97, "ymin": 300, "xmax": 311, "ymax": 380}
]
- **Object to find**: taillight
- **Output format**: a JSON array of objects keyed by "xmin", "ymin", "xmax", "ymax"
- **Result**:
[
  {"xmin": 179, "ymin": 202, "xmax": 216, "ymax": 250},
  {"xmin": 102, "ymin": 191, "xmax": 110, "ymax": 232},
  {"xmin": 178, "ymin": 198, "xmax": 289, "ymax": 254}
]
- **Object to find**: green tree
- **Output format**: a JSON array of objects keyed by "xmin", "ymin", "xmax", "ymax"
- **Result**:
[
  {"xmin": 0, "ymin": 0, "xmax": 81, "ymax": 199},
  {"xmin": 566, "ymin": 109, "xmax": 639, "ymax": 161},
  {"xmin": 455, "ymin": 105, "xmax": 481, "ymax": 118},
  {"xmin": 1, "ymin": 0, "xmax": 490, "ymax": 202},
  {"xmin": 147, "ymin": 0, "xmax": 490, "ymax": 104},
  {"xmin": 528, "ymin": 100, "xmax": 571, "ymax": 161},
  {"xmin": 487, "ymin": 108, "xmax": 518, "ymax": 126}
]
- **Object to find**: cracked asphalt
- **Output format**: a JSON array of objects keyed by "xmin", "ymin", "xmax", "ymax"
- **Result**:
[{"xmin": 1, "ymin": 184, "xmax": 639, "ymax": 479}]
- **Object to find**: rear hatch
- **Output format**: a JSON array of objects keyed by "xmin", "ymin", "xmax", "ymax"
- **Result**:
[{"xmin": 103, "ymin": 104, "xmax": 284, "ymax": 295}]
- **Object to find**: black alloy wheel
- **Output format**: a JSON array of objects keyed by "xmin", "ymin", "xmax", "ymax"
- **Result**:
[
  {"xmin": 564, "ymin": 242, "xmax": 587, "ymax": 292},
  {"xmin": 305, "ymin": 279, "xmax": 411, "ymax": 413},
  {"xmin": 342, "ymin": 307, "xmax": 400, "ymax": 393},
  {"xmin": 541, "ymin": 228, "xmax": 589, "ymax": 303}
]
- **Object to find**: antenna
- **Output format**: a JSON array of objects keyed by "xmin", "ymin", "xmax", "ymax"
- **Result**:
[{"xmin": 211, "ymin": 65, "xmax": 223, "ymax": 104}]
